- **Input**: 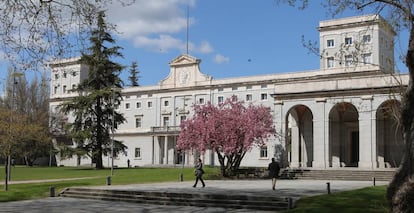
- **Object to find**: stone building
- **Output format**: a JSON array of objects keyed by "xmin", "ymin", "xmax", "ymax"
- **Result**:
[{"xmin": 49, "ymin": 14, "xmax": 407, "ymax": 169}]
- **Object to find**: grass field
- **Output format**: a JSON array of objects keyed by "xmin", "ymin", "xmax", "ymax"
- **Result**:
[
  {"xmin": 0, "ymin": 166, "xmax": 219, "ymax": 202},
  {"xmin": 283, "ymin": 185, "xmax": 388, "ymax": 213},
  {"xmin": 0, "ymin": 166, "xmax": 389, "ymax": 212}
]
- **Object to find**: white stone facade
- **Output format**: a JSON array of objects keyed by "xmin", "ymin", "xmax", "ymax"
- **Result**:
[{"xmin": 49, "ymin": 14, "xmax": 407, "ymax": 169}]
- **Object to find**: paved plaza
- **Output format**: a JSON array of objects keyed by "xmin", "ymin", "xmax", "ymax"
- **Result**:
[{"xmin": 0, "ymin": 179, "xmax": 388, "ymax": 212}]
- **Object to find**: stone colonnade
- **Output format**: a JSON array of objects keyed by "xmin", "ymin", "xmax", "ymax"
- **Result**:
[{"xmin": 273, "ymin": 95, "xmax": 403, "ymax": 169}]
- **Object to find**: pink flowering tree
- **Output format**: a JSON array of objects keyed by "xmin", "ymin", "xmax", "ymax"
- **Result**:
[{"xmin": 177, "ymin": 96, "xmax": 276, "ymax": 177}]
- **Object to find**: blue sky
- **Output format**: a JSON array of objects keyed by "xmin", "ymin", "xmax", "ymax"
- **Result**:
[
  {"xmin": 0, "ymin": 0, "xmax": 409, "ymax": 87},
  {"xmin": 113, "ymin": 0, "xmax": 328, "ymax": 85},
  {"xmin": 107, "ymin": 0, "xmax": 408, "ymax": 86}
]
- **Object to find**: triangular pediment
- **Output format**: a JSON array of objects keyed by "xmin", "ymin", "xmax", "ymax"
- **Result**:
[
  {"xmin": 169, "ymin": 54, "xmax": 200, "ymax": 67},
  {"xmin": 160, "ymin": 54, "xmax": 212, "ymax": 89}
]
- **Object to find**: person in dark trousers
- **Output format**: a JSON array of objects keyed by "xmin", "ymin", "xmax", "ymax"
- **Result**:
[
  {"xmin": 193, "ymin": 158, "xmax": 205, "ymax": 188},
  {"xmin": 268, "ymin": 158, "xmax": 281, "ymax": 190}
]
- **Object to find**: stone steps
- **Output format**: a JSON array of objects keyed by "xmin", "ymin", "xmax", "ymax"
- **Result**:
[
  {"xmin": 59, "ymin": 187, "xmax": 291, "ymax": 211},
  {"xmin": 280, "ymin": 169, "xmax": 395, "ymax": 181}
]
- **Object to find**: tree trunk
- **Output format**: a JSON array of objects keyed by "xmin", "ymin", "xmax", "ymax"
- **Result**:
[
  {"xmin": 95, "ymin": 145, "xmax": 103, "ymax": 169},
  {"xmin": 216, "ymin": 150, "xmax": 226, "ymax": 176},
  {"xmin": 387, "ymin": 21, "xmax": 414, "ymax": 212}
]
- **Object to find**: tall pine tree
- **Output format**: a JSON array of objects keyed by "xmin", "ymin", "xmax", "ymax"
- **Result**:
[
  {"xmin": 128, "ymin": 61, "xmax": 140, "ymax": 86},
  {"xmin": 59, "ymin": 11, "xmax": 126, "ymax": 169}
]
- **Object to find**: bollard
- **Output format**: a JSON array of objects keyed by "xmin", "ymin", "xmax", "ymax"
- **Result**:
[
  {"xmin": 50, "ymin": 186, "xmax": 55, "ymax": 197},
  {"xmin": 106, "ymin": 176, "xmax": 111, "ymax": 185},
  {"xmin": 287, "ymin": 197, "xmax": 293, "ymax": 209},
  {"xmin": 372, "ymin": 177, "xmax": 376, "ymax": 186},
  {"xmin": 326, "ymin": 182, "xmax": 331, "ymax": 194},
  {"xmin": 179, "ymin": 173, "xmax": 183, "ymax": 182}
]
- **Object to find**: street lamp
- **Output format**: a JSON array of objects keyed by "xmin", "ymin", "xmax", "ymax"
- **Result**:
[
  {"xmin": 111, "ymin": 100, "xmax": 115, "ymax": 176},
  {"xmin": 110, "ymin": 87, "xmax": 120, "ymax": 177},
  {"xmin": 4, "ymin": 71, "xmax": 23, "ymax": 191}
]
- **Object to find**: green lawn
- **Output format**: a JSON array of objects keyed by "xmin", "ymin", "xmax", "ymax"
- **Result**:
[
  {"xmin": 284, "ymin": 185, "xmax": 388, "ymax": 213},
  {"xmin": 0, "ymin": 166, "xmax": 220, "ymax": 202},
  {"xmin": 0, "ymin": 166, "xmax": 389, "ymax": 212}
]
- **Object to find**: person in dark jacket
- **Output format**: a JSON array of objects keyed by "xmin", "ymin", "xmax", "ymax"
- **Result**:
[
  {"xmin": 268, "ymin": 158, "xmax": 281, "ymax": 190},
  {"xmin": 193, "ymin": 158, "xmax": 205, "ymax": 188}
]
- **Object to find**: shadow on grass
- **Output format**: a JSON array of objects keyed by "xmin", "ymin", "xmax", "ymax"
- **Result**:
[
  {"xmin": 0, "ymin": 178, "xmax": 103, "ymax": 202},
  {"xmin": 284, "ymin": 186, "xmax": 389, "ymax": 213}
]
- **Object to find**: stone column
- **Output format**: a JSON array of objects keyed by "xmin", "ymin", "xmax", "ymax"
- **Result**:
[
  {"xmin": 358, "ymin": 96, "xmax": 375, "ymax": 168},
  {"xmin": 151, "ymin": 135, "xmax": 155, "ymax": 165},
  {"xmin": 331, "ymin": 123, "xmax": 341, "ymax": 168},
  {"xmin": 312, "ymin": 98, "xmax": 328, "ymax": 168},
  {"xmin": 376, "ymin": 119, "xmax": 385, "ymax": 168},
  {"xmin": 273, "ymin": 100, "xmax": 287, "ymax": 166},
  {"xmin": 154, "ymin": 136, "xmax": 161, "ymax": 164},
  {"xmin": 290, "ymin": 123, "xmax": 300, "ymax": 167},
  {"xmin": 164, "ymin": 136, "xmax": 168, "ymax": 165}
]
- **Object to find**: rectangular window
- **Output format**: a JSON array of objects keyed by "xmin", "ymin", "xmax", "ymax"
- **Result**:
[
  {"xmin": 147, "ymin": 101, "xmax": 153, "ymax": 108},
  {"xmin": 345, "ymin": 55, "xmax": 353, "ymax": 66},
  {"xmin": 218, "ymin": 88, "xmax": 223, "ymax": 92},
  {"xmin": 327, "ymin": 57, "xmax": 335, "ymax": 68},
  {"xmin": 135, "ymin": 148, "xmax": 141, "ymax": 158},
  {"xmin": 135, "ymin": 118, "xmax": 142, "ymax": 128},
  {"xmin": 261, "ymin": 84, "xmax": 267, "ymax": 89},
  {"xmin": 327, "ymin": 39, "xmax": 334, "ymax": 47},
  {"xmin": 261, "ymin": 93, "xmax": 268, "ymax": 100},
  {"xmin": 180, "ymin": 116, "xmax": 186, "ymax": 122},
  {"xmin": 63, "ymin": 72, "xmax": 67, "ymax": 78},
  {"xmin": 345, "ymin": 37, "xmax": 353, "ymax": 45},
  {"xmin": 163, "ymin": 116, "xmax": 170, "ymax": 127},
  {"xmin": 198, "ymin": 98, "xmax": 205, "ymax": 104},
  {"xmin": 246, "ymin": 85, "xmax": 252, "ymax": 90},
  {"xmin": 136, "ymin": 102, "xmax": 141, "ymax": 109},
  {"xmin": 363, "ymin": 53, "xmax": 372, "ymax": 64},
  {"xmin": 246, "ymin": 94, "xmax": 252, "ymax": 101},
  {"xmin": 387, "ymin": 58, "xmax": 393, "ymax": 67},
  {"xmin": 218, "ymin": 96, "xmax": 224, "ymax": 104},
  {"xmin": 63, "ymin": 85, "xmax": 67, "ymax": 93},
  {"xmin": 260, "ymin": 146, "xmax": 268, "ymax": 158},
  {"xmin": 164, "ymin": 100, "xmax": 169, "ymax": 107},
  {"xmin": 55, "ymin": 74, "xmax": 59, "ymax": 79},
  {"xmin": 232, "ymin": 86, "xmax": 238, "ymax": 91},
  {"xmin": 363, "ymin": 35, "xmax": 371, "ymax": 43},
  {"xmin": 125, "ymin": 103, "xmax": 130, "ymax": 109}
]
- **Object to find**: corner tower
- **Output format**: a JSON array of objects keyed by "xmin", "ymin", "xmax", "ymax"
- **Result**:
[
  {"xmin": 318, "ymin": 14, "xmax": 395, "ymax": 73},
  {"xmin": 49, "ymin": 57, "xmax": 89, "ymax": 99}
]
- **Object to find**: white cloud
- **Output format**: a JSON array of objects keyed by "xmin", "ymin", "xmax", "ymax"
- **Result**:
[
  {"xmin": 105, "ymin": 0, "xmax": 205, "ymax": 53},
  {"xmin": 213, "ymin": 54, "xmax": 230, "ymax": 64},
  {"xmin": 133, "ymin": 34, "xmax": 185, "ymax": 52},
  {"xmin": 196, "ymin": 41, "xmax": 214, "ymax": 54}
]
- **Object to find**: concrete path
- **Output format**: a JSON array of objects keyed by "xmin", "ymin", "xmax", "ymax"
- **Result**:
[{"xmin": 0, "ymin": 179, "xmax": 389, "ymax": 213}]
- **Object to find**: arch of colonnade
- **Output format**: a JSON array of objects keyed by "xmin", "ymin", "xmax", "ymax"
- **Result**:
[{"xmin": 274, "ymin": 96, "xmax": 403, "ymax": 169}]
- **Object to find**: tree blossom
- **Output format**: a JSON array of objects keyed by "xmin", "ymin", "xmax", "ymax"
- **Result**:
[{"xmin": 177, "ymin": 96, "xmax": 276, "ymax": 176}]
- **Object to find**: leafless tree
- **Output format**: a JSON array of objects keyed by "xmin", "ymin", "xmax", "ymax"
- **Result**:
[{"xmin": 0, "ymin": 0, "xmax": 131, "ymax": 71}]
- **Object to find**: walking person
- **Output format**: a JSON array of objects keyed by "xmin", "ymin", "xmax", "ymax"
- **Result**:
[
  {"xmin": 268, "ymin": 158, "xmax": 280, "ymax": 190},
  {"xmin": 193, "ymin": 158, "xmax": 205, "ymax": 188}
]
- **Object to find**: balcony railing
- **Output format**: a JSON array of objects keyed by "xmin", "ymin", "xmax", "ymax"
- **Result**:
[{"xmin": 151, "ymin": 126, "xmax": 180, "ymax": 134}]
